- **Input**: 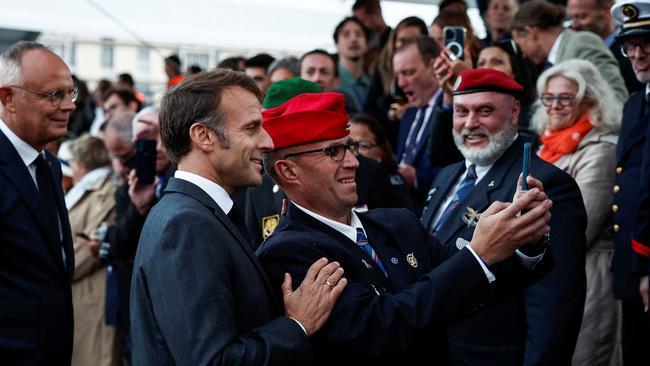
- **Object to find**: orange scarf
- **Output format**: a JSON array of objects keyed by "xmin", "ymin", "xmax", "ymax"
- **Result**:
[{"xmin": 539, "ymin": 113, "xmax": 593, "ymax": 163}]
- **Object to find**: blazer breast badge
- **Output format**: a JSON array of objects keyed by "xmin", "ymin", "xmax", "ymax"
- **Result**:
[
  {"xmin": 262, "ymin": 214, "xmax": 280, "ymax": 239},
  {"xmin": 461, "ymin": 207, "xmax": 481, "ymax": 228}
]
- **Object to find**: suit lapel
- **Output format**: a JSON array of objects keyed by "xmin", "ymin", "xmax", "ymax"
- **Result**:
[
  {"xmin": 395, "ymin": 108, "xmax": 418, "ymax": 159},
  {"xmin": 436, "ymin": 139, "xmax": 522, "ymax": 244},
  {"xmin": 165, "ymin": 178, "xmax": 282, "ymax": 308},
  {"xmin": 0, "ymin": 131, "xmax": 68, "ymax": 277},
  {"xmin": 420, "ymin": 162, "xmax": 465, "ymax": 231},
  {"xmin": 411, "ymin": 106, "xmax": 437, "ymax": 162}
]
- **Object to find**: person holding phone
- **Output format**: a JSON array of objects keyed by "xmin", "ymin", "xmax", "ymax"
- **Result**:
[{"xmin": 421, "ymin": 68, "xmax": 587, "ymax": 366}]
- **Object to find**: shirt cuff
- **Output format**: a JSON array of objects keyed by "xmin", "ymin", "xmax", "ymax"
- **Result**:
[
  {"xmin": 288, "ymin": 316, "xmax": 308, "ymax": 336},
  {"xmin": 466, "ymin": 245, "xmax": 496, "ymax": 283},
  {"xmin": 515, "ymin": 249, "xmax": 545, "ymax": 270}
]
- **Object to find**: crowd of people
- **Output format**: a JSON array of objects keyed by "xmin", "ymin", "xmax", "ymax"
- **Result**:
[{"xmin": 1, "ymin": 0, "xmax": 649, "ymax": 365}]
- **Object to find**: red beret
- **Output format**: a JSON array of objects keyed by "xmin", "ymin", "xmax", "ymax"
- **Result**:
[
  {"xmin": 453, "ymin": 68, "xmax": 523, "ymax": 98},
  {"xmin": 262, "ymin": 92, "xmax": 349, "ymax": 150}
]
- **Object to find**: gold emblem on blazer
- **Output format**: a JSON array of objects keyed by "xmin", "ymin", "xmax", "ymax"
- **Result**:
[
  {"xmin": 622, "ymin": 4, "xmax": 639, "ymax": 19},
  {"xmin": 261, "ymin": 214, "xmax": 280, "ymax": 239},
  {"xmin": 406, "ymin": 252, "xmax": 418, "ymax": 268},
  {"xmin": 462, "ymin": 207, "xmax": 481, "ymax": 228}
]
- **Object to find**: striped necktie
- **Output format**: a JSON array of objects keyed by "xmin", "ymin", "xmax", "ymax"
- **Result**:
[
  {"xmin": 433, "ymin": 164, "xmax": 477, "ymax": 233},
  {"xmin": 356, "ymin": 228, "xmax": 387, "ymax": 276}
]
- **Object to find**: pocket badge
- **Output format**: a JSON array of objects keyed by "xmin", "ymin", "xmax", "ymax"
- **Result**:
[
  {"xmin": 461, "ymin": 207, "xmax": 481, "ymax": 228},
  {"xmin": 261, "ymin": 214, "xmax": 280, "ymax": 239},
  {"xmin": 406, "ymin": 252, "xmax": 418, "ymax": 268}
]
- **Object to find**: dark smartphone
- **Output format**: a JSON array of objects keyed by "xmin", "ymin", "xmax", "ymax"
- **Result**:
[
  {"xmin": 136, "ymin": 139, "xmax": 157, "ymax": 185},
  {"xmin": 521, "ymin": 142, "xmax": 531, "ymax": 190},
  {"xmin": 443, "ymin": 26, "xmax": 466, "ymax": 61}
]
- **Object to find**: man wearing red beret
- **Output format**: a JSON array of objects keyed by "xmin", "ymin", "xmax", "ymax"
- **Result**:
[
  {"xmin": 130, "ymin": 69, "xmax": 347, "ymax": 365},
  {"xmin": 257, "ymin": 91, "xmax": 555, "ymax": 364},
  {"xmin": 420, "ymin": 68, "xmax": 587, "ymax": 365}
]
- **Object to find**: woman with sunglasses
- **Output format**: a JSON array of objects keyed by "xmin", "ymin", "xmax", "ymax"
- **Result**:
[{"xmin": 531, "ymin": 59, "xmax": 622, "ymax": 366}]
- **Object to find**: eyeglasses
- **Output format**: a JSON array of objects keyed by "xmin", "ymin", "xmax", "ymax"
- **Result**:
[
  {"xmin": 540, "ymin": 93, "xmax": 576, "ymax": 107},
  {"xmin": 620, "ymin": 38, "xmax": 650, "ymax": 57},
  {"xmin": 283, "ymin": 141, "xmax": 360, "ymax": 162},
  {"xmin": 10, "ymin": 85, "xmax": 79, "ymax": 106}
]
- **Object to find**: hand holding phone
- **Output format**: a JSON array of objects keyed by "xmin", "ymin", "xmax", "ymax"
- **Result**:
[
  {"xmin": 443, "ymin": 26, "xmax": 466, "ymax": 61},
  {"xmin": 521, "ymin": 143, "xmax": 531, "ymax": 190}
]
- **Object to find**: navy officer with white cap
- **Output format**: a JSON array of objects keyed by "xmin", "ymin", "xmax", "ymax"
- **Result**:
[{"xmin": 610, "ymin": 1, "xmax": 650, "ymax": 364}]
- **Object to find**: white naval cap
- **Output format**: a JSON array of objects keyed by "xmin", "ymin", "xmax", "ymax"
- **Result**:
[{"xmin": 612, "ymin": 0, "xmax": 650, "ymax": 40}]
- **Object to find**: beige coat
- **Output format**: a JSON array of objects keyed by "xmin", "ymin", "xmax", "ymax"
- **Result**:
[
  {"xmin": 544, "ymin": 129, "xmax": 619, "ymax": 366},
  {"xmin": 68, "ymin": 170, "xmax": 121, "ymax": 366}
]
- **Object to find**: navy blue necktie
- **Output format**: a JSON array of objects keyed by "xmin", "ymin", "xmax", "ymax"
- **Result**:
[
  {"xmin": 34, "ymin": 154, "xmax": 61, "ymax": 241},
  {"xmin": 433, "ymin": 164, "xmax": 477, "ymax": 233},
  {"xmin": 402, "ymin": 107, "xmax": 427, "ymax": 165},
  {"xmin": 356, "ymin": 228, "xmax": 387, "ymax": 276}
]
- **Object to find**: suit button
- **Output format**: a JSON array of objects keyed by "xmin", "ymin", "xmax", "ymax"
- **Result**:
[
  {"xmin": 613, "ymin": 185, "xmax": 620, "ymax": 194},
  {"xmin": 612, "ymin": 204, "xmax": 619, "ymax": 213},
  {"xmin": 616, "ymin": 167, "xmax": 623, "ymax": 174},
  {"xmin": 613, "ymin": 224, "xmax": 620, "ymax": 232}
]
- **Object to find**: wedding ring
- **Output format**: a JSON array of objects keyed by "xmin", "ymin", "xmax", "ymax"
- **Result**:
[{"xmin": 324, "ymin": 280, "xmax": 332, "ymax": 288}]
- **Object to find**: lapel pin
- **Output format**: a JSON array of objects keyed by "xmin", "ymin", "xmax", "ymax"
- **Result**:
[
  {"xmin": 461, "ymin": 207, "xmax": 481, "ymax": 228},
  {"xmin": 391, "ymin": 257, "xmax": 399, "ymax": 264},
  {"xmin": 406, "ymin": 253, "xmax": 418, "ymax": 268},
  {"xmin": 488, "ymin": 181, "xmax": 495, "ymax": 187},
  {"xmin": 362, "ymin": 259, "xmax": 373, "ymax": 269}
]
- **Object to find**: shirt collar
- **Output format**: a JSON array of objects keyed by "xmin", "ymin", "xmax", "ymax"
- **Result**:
[
  {"xmin": 292, "ymin": 201, "xmax": 363, "ymax": 243},
  {"xmin": 547, "ymin": 30, "xmax": 565, "ymax": 65},
  {"xmin": 464, "ymin": 159, "xmax": 493, "ymax": 183},
  {"xmin": 0, "ymin": 117, "xmax": 40, "ymax": 167},
  {"xmin": 174, "ymin": 170, "xmax": 233, "ymax": 214}
]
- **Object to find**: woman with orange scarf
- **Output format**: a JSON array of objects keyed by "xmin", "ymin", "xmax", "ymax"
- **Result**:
[{"xmin": 532, "ymin": 59, "xmax": 622, "ymax": 366}]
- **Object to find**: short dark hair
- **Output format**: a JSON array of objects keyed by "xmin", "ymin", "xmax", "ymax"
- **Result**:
[
  {"xmin": 165, "ymin": 54, "xmax": 182, "ymax": 69},
  {"xmin": 159, "ymin": 69, "xmax": 263, "ymax": 164},
  {"xmin": 187, "ymin": 64, "xmax": 203, "ymax": 74},
  {"xmin": 512, "ymin": 0, "xmax": 565, "ymax": 32},
  {"xmin": 333, "ymin": 17, "xmax": 368, "ymax": 44},
  {"xmin": 299, "ymin": 49, "xmax": 339, "ymax": 77},
  {"xmin": 218, "ymin": 56, "xmax": 246, "ymax": 71},
  {"xmin": 439, "ymin": 0, "xmax": 468, "ymax": 13},
  {"xmin": 117, "ymin": 73, "xmax": 135, "ymax": 88},
  {"xmin": 395, "ymin": 36, "xmax": 441, "ymax": 64},
  {"xmin": 104, "ymin": 88, "xmax": 142, "ymax": 111},
  {"xmin": 244, "ymin": 53, "xmax": 275, "ymax": 71},
  {"xmin": 349, "ymin": 113, "xmax": 398, "ymax": 172},
  {"xmin": 396, "ymin": 16, "xmax": 429, "ymax": 38},
  {"xmin": 352, "ymin": 0, "xmax": 381, "ymax": 13}
]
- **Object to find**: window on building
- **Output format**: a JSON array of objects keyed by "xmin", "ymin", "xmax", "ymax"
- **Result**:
[
  {"xmin": 184, "ymin": 52, "xmax": 210, "ymax": 70},
  {"xmin": 101, "ymin": 39, "xmax": 114, "ymax": 68},
  {"xmin": 137, "ymin": 46, "xmax": 150, "ymax": 76}
]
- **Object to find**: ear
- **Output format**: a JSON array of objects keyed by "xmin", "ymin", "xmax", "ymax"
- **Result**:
[
  {"xmin": 511, "ymin": 99, "xmax": 521, "ymax": 124},
  {"xmin": 0, "ymin": 87, "xmax": 17, "ymax": 113},
  {"xmin": 274, "ymin": 159, "xmax": 299, "ymax": 186},
  {"xmin": 188, "ymin": 122, "xmax": 216, "ymax": 153},
  {"xmin": 128, "ymin": 101, "xmax": 139, "ymax": 112}
]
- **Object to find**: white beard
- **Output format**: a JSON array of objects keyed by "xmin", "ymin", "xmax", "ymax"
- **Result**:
[{"xmin": 452, "ymin": 120, "xmax": 518, "ymax": 166}]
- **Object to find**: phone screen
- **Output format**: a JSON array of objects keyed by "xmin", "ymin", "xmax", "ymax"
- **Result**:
[
  {"xmin": 136, "ymin": 139, "xmax": 157, "ymax": 185},
  {"xmin": 443, "ymin": 26, "xmax": 466, "ymax": 61},
  {"xmin": 522, "ymin": 142, "xmax": 531, "ymax": 190}
]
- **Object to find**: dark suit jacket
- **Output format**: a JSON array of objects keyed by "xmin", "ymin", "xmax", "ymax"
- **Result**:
[
  {"xmin": 395, "ymin": 106, "xmax": 442, "ymax": 199},
  {"xmin": 257, "ymin": 204, "xmax": 552, "ymax": 365},
  {"xmin": 612, "ymin": 91, "xmax": 650, "ymax": 302},
  {"xmin": 244, "ymin": 155, "xmax": 411, "ymax": 248},
  {"xmin": 0, "ymin": 129, "xmax": 74, "ymax": 365},
  {"xmin": 420, "ymin": 138, "xmax": 587, "ymax": 366},
  {"xmin": 130, "ymin": 178, "xmax": 311, "ymax": 366}
]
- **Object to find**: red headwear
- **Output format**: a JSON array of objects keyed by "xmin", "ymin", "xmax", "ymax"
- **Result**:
[
  {"xmin": 453, "ymin": 68, "xmax": 523, "ymax": 98},
  {"xmin": 262, "ymin": 92, "xmax": 349, "ymax": 150}
]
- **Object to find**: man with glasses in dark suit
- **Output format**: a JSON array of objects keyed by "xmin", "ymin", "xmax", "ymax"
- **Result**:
[{"xmin": 0, "ymin": 41, "xmax": 77, "ymax": 365}]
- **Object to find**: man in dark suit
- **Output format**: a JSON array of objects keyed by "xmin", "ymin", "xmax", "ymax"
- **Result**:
[
  {"xmin": 258, "ymin": 91, "xmax": 555, "ymax": 364},
  {"xmin": 393, "ymin": 36, "xmax": 446, "ymax": 208},
  {"xmin": 130, "ymin": 69, "xmax": 346, "ymax": 365},
  {"xmin": 609, "ymin": 2, "xmax": 650, "ymax": 364},
  {"xmin": 0, "ymin": 41, "xmax": 76, "ymax": 364},
  {"xmin": 420, "ymin": 68, "xmax": 587, "ymax": 365},
  {"xmin": 244, "ymin": 77, "xmax": 411, "ymax": 247}
]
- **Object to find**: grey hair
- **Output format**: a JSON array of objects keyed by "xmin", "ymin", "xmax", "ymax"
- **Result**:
[
  {"xmin": 531, "ymin": 59, "xmax": 622, "ymax": 134},
  {"xmin": 105, "ymin": 111, "xmax": 136, "ymax": 147},
  {"xmin": 0, "ymin": 41, "xmax": 50, "ymax": 86},
  {"xmin": 268, "ymin": 57, "xmax": 300, "ymax": 79}
]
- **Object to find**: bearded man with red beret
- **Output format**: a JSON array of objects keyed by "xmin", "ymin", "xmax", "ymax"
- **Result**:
[
  {"xmin": 420, "ymin": 68, "xmax": 587, "ymax": 366},
  {"xmin": 257, "ymin": 91, "xmax": 556, "ymax": 364}
]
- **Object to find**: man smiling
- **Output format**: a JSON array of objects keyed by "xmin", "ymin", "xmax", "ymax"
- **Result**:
[{"xmin": 421, "ymin": 68, "xmax": 587, "ymax": 366}]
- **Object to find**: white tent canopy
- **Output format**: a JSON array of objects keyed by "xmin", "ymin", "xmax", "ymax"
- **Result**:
[{"xmin": 1, "ymin": 0, "xmax": 484, "ymax": 52}]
